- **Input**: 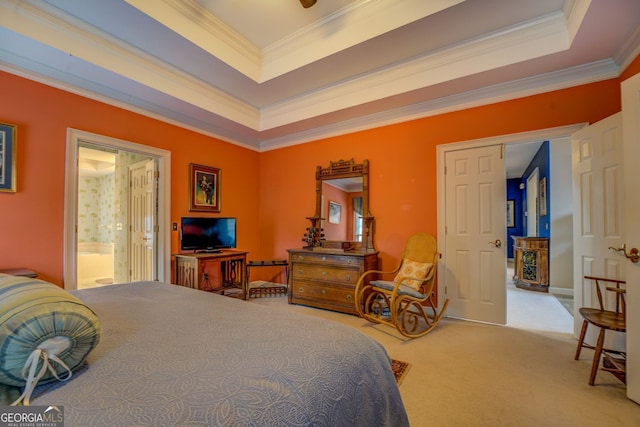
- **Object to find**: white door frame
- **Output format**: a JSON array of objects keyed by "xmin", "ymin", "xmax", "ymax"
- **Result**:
[
  {"xmin": 437, "ymin": 124, "xmax": 586, "ymax": 315},
  {"xmin": 63, "ymin": 128, "xmax": 171, "ymax": 289}
]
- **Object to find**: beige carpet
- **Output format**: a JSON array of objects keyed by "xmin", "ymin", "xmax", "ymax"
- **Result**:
[{"xmin": 249, "ymin": 296, "xmax": 640, "ymax": 426}]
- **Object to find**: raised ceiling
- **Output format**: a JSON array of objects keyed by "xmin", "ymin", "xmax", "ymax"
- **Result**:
[{"xmin": 1, "ymin": 0, "xmax": 639, "ymax": 151}]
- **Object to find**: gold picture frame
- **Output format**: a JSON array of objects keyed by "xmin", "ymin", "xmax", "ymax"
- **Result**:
[
  {"xmin": 189, "ymin": 163, "xmax": 221, "ymax": 212},
  {"xmin": 0, "ymin": 122, "xmax": 17, "ymax": 192}
]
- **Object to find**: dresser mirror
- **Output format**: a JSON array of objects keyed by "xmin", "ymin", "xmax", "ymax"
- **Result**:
[{"xmin": 304, "ymin": 159, "xmax": 374, "ymax": 252}]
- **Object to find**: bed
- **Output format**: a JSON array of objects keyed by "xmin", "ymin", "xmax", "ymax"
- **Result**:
[{"xmin": 2, "ymin": 279, "xmax": 408, "ymax": 426}]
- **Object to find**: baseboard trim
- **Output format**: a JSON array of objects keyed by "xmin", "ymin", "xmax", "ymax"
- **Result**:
[{"xmin": 549, "ymin": 287, "xmax": 573, "ymax": 296}]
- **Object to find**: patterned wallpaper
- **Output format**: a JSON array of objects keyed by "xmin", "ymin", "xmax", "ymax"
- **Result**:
[{"xmin": 78, "ymin": 173, "xmax": 115, "ymax": 244}]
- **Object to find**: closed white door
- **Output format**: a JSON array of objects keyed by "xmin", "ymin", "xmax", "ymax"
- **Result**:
[
  {"xmin": 571, "ymin": 113, "xmax": 625, "ymax": 351},
  {"xmin": 444, "ymin": 144, "xmax": 506, "ymax": 324},
  {"xmin": 129, "ymin": 159, "xmax": 156, "ymax": 282},
  {"xmin": 622, "ymin": 72, "xmax": 640, "ymax": 404}
]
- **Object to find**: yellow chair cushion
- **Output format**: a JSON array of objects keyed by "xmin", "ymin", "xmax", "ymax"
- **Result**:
[{"xmin": 393, "ymin": 260, "xmax": 433, "ymax": 291}]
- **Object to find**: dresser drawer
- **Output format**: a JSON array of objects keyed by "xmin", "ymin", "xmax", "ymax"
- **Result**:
[
  {"xmin": 291, "ymin": 281, "xmax": 356, "ymax": 313},
  {"xmin": 290, "ymin": 252, "xmax": 363, "ymax": 268},
  {"xmin": 291, "ymin": 264, "xmax": 359, "ymax": 284}
]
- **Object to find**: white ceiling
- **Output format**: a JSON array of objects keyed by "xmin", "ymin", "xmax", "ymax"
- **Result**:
[{"xmin": 1, "ymin": 0, "xmax": 639, "ymax": 159}]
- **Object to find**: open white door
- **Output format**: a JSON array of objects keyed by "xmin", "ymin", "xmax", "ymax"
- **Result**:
[
  {"xmin": 571, "ymin": 113, "xmax": 626, "ymax": 354},
  {"xmin": 622, "ymin": 73, "xmax": 640, "ymax": 403},
  {"xmin": 128, "ymin": 159, "xmax": 157, "ymax": 282},
  {"xmin": 443, "ymin": 144, "xmax": 506, "ymax": 324}
]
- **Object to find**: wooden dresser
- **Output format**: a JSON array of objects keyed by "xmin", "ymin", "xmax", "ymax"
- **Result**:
[{"xmin": 287, "ymin": 249, "xmax": 378, "ymax": 315}]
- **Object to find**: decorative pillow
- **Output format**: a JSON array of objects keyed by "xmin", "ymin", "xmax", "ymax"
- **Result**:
[
  {"xmin": 393, "ymin": 260, "xmax": 434, "ymax": 291},
  {"xmin": 0, "ymin": 274, "xmax": 101, "ymax": 405}
]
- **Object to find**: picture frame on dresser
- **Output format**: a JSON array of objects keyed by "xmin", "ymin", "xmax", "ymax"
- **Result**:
[
  {"xmin": 189, "ymin": 163, "xmax": 221, "ymax": 212},
  {"xmin": 0, "ymin": 122, "xmax": 17, "ymax": 192}
]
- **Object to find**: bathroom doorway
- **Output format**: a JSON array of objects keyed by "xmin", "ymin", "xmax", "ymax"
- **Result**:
[{"xmin": 63, "ymin": 128, "xmax": 171, "ymax": 290}]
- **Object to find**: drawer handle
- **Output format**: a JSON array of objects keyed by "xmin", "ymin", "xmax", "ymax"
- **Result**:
[
  {"xmin": 345, "ymin": 275, "xmax": 352, "ymax": 281},
  {"xmin": 298, "ymin": 255, "xmax": 304, "ymax": 261},
  {"xmin": 298, "ymin": 269, "xmax": 304, "ymax": 275},
  {"xmin": 321, "ymin": 289, "xmax": 326, "ymax": 295},
  {"xmin": 346, "ymin": 294, "xmax": 352, "ymax": 301},
  {"xmin": 322, "ymin": 256, "xmax": 326, "ymax": 261},
  {"xmin": 321, "ymin": 271, "xmax": 326, "ymax": 276},
  {"xmin": 299, "ymin": 287, "xmax": 304, "ymax": 293}
]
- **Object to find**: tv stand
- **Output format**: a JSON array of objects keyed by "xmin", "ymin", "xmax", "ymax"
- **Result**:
[{"xmin": 174, "ymin": 251, "xmax": 248, "ymax": 299}]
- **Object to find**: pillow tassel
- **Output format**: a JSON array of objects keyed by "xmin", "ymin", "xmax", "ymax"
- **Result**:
[{"xmin": 11, "ymin": 347, "xmax": 73, "ymax": 406}]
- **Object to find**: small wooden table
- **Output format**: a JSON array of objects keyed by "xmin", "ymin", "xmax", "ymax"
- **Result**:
[
  {"xmin": 0, "ymin": 268, "xmax": 38, "ymax": 278},
  {"xmin": 245, "ymin": 260, "xmax": 289, "ymax": 299}
]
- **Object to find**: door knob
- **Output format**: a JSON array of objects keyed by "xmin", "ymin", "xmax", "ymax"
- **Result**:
[
  {"xmin": 489, "ymin": 239, "xmax": 502, "ymax": 248},
  {"xmin": 608, "ymin": 244, "xmax": 640, "ymax": 263}
]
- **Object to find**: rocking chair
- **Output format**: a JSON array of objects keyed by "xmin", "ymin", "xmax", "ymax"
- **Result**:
[{"xmin": 354, "ymin": 233, "xmax": 449, "ymax": 338}]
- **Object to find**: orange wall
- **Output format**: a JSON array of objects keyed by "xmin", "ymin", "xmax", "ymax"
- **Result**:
[
  {"xmin": 0, "ymin": 64, "xmax": 634, "ymax": 284},
  {"xmin": 259, "ymin": 80, "xmax": 622, "ymax": 270},
  {"xmin": 0, "ymin": 71, "xmax": 259, "ymax": 285}
]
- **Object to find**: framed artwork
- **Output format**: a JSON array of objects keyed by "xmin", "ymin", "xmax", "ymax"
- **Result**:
[
  {"xmin": 506, "ymin": 199, "xmax": 515, "ymax": 228},
  {"xmin": 328, "ymin": 201, "xmax": 341, "ymax": 224},
  {"xmin": 539, "ymin": 177, "xmax": 547, "ymax": 216},
  {"xmin": 189, "ymin": 163, "xmax": 221, "ymax": 212},
  {"xmin": 0, "ymin": 122, "xmax": 17, "ymax": 192}
]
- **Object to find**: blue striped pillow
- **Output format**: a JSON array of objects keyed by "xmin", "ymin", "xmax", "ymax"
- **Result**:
[{"xmin": 0, "ymin": 274, "xmax": 101, "ymax": 392}]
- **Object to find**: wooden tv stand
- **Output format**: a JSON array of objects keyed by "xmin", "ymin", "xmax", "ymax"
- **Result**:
[{"xmin": 173, "ymin": 251, "xmax": 248, "ymax": 298}]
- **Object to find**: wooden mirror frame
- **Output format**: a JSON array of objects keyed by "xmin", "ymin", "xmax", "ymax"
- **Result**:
[{"xmin": 304, "ymin": 159, "xmax": 374, "ymax": 251}]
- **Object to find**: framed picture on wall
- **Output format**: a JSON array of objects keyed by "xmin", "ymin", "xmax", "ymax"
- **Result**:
[
  {"xmin": 0, "ymin": 122, "xmax": 17, "ymax": 192},
  {"xmin": 328, "ymin": 201, "xmax": 341, "ymax": 224},
  {"xmin": 506, "ymin": 199, "xmax": 515, "ymax": 228},
  {"xmin": 189, "ymin": 163, "xmax": 221, "ymax": 212},
  {"xmin": 539, "ymin": 177, "xmax": 547, "ymax": 216}
]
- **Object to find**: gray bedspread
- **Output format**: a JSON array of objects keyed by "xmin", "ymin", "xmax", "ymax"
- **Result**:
[{"xmin": 31, "ymin": 282, "xmax": 408, "ymax": 426}]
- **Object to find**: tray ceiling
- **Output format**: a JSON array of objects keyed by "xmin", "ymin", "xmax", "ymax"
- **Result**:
[{"xmin": 0, "ymin": 0, "xmax": 639, "ymax": 151}]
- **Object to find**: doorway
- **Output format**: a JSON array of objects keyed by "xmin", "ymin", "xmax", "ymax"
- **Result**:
[
  {"xmin": 63, "ymin": 129, "xmax": 172, "ymax": 290},
  {"xmin": 437, "ymin": 124, "xmax": 584, "ymax": 331}
]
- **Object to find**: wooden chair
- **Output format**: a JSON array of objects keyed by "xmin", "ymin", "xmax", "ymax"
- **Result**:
[
  {"xmin": 354, "ymin": 233, "xmax": 448, "ymax": 338},
  {"xmin": 574, "ymin": 275, "xmax": 627, "ymax": 385}
]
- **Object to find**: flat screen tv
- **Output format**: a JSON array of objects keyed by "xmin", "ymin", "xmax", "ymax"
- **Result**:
[{"xmin": 180, "ymin": 217, "xmax": 237, "ymax": 252}]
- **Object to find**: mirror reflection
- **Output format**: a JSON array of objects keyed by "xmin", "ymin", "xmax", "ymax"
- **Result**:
[{"xmin": 321, "ymin": 178, "xmax": 363, "ymax": 242}]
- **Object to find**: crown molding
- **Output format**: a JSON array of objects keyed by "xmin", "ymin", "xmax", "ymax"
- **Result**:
[
  {"xmin": 125, "ymin": 0, "xmax": 262, "ymax": 81},
  {"xmin": 259, "ymin": 59, "xmax": 619, "ymax": 151},
  {"xmin": 260, "ymin": 11, "xmax": 571, "ymax": 129},
  {"xmin": 261, "ymin": 0, "xmax": 464, "ymax": 82},
  {"xmin": 0, "ymin": 0, "xmax": 260, "ymax": 129}
]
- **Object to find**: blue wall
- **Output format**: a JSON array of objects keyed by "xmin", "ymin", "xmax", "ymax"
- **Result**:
[{"xmin": 506, "ymin": 141, "xmax": 550, "ymax": 258}]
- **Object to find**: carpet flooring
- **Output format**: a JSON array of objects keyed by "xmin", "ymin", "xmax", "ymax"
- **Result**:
[{"xmin": 249, "ymin": 295, "xmax": 640, "ymax": 426}]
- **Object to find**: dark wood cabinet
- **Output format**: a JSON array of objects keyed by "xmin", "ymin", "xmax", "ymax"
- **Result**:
[
  {"xmin": 287, "ymin": 249, "xmax": 378, "ymax": 315},
  {"xmin": 512, "ymin": 236, "xmax": 549, "ymax": 292}
]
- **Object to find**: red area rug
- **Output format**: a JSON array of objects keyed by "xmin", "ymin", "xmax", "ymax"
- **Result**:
[{"xmin": 391, "ymin": 359, "xmax": 411, "ymax": 385}]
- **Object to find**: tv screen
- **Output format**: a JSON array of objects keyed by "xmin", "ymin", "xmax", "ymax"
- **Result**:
[{"xmin": 180, "ymin": 217, "xmax": 237, "ymax": 252}]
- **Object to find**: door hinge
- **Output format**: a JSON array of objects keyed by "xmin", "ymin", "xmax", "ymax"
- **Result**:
[
  {"xmin": 154, "ymin": 170, "xmax": 160, "ymax": 179},
  {"xmin": 154, "ymin": 224, "xmax": 159, "ymax": 233}
]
